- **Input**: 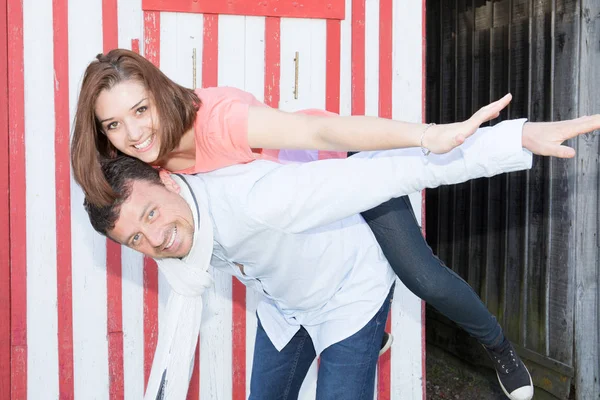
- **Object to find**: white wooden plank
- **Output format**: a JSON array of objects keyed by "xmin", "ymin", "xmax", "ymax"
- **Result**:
[
  {"xmin": 339, "ymin": 0, "xmax": 352, "ymax": 117},
  {"xmin": 159, "ymin": 12, "xmax": 203, "ymax": 89},
  {"xmin": 117, "ymin": 0, "xmax": 143, "ymax": 51},
  {"xmin": 67, "ymin": 0, "xmax": 110, "ymax": 397},
  {"xmin": 196, "ymin": 14, "xmax": 249, "ymax": 399},
  {"xmin": 175, "ymin": 12, "xmax": 204, "ymax": 90},
  {"xmin": 116, "ymin": 1, "xmax": 146, "ymax": 399},
  {"xmin": 121, "ymin": 248, "xmax": 145, "ymax": 399},
  {"xmin": 157, "ymin": 12, "xmax": 178, "ymax": 331},
  {"xmin": 23, "ymin": 0, "xmax": 60, "ymax": 396},
  {"xmin": 575, "ymin": 1, "xmax": 600, "ymax": 398},
  {"xmin": 217, "ymin": 15, "xmax": 246, "ymax": 89},
  {"xmin": 279, "ymin": 18, "xmax": 326, "ymax": 112},
  {"xmin": 242, "ymin": 14, "xmax": 266, "ymax": 396},
  {"xmin": 390, "ymin": 1, "xmax": 425, "ymax": 398},
  {"xmin": 364, "ymin": 0, "xmax": 379, "ymax": 117},
  {"xmin": 200, "ymin": 267, "xmax": 234, "ymax": 399}
]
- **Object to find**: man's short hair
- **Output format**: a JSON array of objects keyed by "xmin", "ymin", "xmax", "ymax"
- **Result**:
[{"xmin": 84, "ymin": 156, "xmax": 162, "ymax": 237}]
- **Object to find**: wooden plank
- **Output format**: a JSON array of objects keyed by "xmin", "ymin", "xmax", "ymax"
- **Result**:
[
  {"xmin": 0, "ymin": 0, "xmax": 10, "ymax": 396},
  {"xmin": 53, "ymin": 0, "xmax": 75, "ymax": 397},
  {"xmin": 546, "ymin": 0, "xmax": 578, "ymax": 367},
  {"xmin": 503, "ymin": 0, "xmax": 530, "ymax": 342},
  {"xmin": 524, "ymin": 0, "xmax": 552, "ymax": 353},
  {"xmin": 23, "ymin": 0, "xmax": 62, "ymax": 397},
  {"xmin": 142, "ymin": 12, "xmax": 160, "ymax": 392},
  {"xmin": 216, "ymin": 16, "xmax": 247, "ymax": 399},
  {"xmin": 575, "ymin": 1, "xmax": 600, "ymax": 398},
  {"xmin": 484, "ymin": 0, "xmax": 511, "ymax": 315},
  {"xmin": 142, "ymin": 0, "xmax": 345, "ymax": 20},
  {"xmin": 466, "ymin": 2, "xmax": 492, "ymax": 297},
  {"xmin": 67, "ymin": 0, "xmax": 110, "ymax": 397},
  {"xmin": 390, "ymin": 0, "xmax": 425, "ymax": 395},
  {"xmin": 8, "ymin": 0, "xmax": 26, "ymax": 396},
  {"xmin": 377, "ymin": 0, "xmax": 392, "ymax": 396}
]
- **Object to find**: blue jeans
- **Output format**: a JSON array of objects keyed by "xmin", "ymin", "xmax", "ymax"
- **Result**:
[
  {"xmin": 249, "ymin": 286, "xmax": 394, "ymax": 400},
  {"xmin": 362, "ymin": 194, "xmax": 503, "ymax": 347}
]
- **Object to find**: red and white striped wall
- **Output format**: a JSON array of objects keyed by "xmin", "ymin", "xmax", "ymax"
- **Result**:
[{"xmin": 2, "ymin": 0, "xmax": 426, "ymax": 398}]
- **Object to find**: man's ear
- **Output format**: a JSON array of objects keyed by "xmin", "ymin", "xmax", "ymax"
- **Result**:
[{"xmin": 159, "ymin": 170, "xmax": 181, "ymax": 194}]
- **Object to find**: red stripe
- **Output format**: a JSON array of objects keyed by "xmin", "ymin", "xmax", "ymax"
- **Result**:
[
  {"xmin": 106, "ymin": 241, "xmax": 124, "ymax": 399},
  {"xmin": 202, "ymin": 14, "xmax": 218, "ymax": 87},
  {"xmin": 0, "ymin": 0, "xmax": 10, "ymax": 395},
  {"xmin": 102, "ymin": 0, "xmax": 118, "ymax": 52},
  {"xmin": 102, "ymin": 1, "xmax": 124, "ymax": 399},
  {"xmin": 378, "ymin": 0, "xmax": 392, "ymax": 120},
  {"xmin": 7, "ymin": 0, "xmax": 26, "ymax": 397},
  {"xmin": 232, "ymin": 280, "xmax": 246, "ymax": 400},
  {"xmin": 185, "ymin": 340, "xmax": 200, "ymax": 400},
  {"xmin": 377, "ymin": 316, "xmax": 392, "ymax": 398},
  {"xmin": 421, "ymin": 2, "xmax": 427, "ymax": 398},
  {"xmin": 53, "ymin": 0, "xmax": 75, "ymax": 397},
  {"xmin": 142, "ymin": 0, "xmax": 345, "ymax": 20},
  {"xmin": 376, "ymin": 0, "xmax": 393, "ymax": 397},
  {"xmin": 263, "ymin": 16, "xmax": 280, "ymax": 161},
  {"xmin": 131, "ymin": 38, "xmax": 140, "ymax": 54},
  {"xmin": 319, "ymin": 19, "xmax": 345, "ymax": 161},
  {"xmin": 264, "ymin": 17, "xmax": 280, "ymax": 108},
  {"xmin": 351, "ymin": 0, "xmax": 365, "ymax": 116},
  {"xmin": 143, "ymin": 11, "xmax": 161, "ymax": 390},
  {"xmin": 142, "ymin": 257, "xmax": 159, "ymax": 389}
]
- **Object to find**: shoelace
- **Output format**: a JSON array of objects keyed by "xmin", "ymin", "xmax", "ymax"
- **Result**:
[{"xmin": 490, "ymin": 343, "xmax": 519, "ymax": 375}]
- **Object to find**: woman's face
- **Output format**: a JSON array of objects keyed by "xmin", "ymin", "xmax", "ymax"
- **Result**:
[{"xmin": 95, "ymin": 80, "xmax": 162, "ymax": 164}]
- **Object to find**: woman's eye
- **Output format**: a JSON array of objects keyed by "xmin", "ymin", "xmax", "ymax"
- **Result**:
[
  {"xmin": 136, "ymin": 106, "xmax": 148, "ymax": 115},
  {"xmin": 106, "ymin": 121, "xmax": 118, "ymax": 130}
]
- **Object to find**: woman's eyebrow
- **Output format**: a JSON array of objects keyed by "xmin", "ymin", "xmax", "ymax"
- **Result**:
[{"xmin": 98, "ymin": 98, "xmax": 147, "ymax": 124}]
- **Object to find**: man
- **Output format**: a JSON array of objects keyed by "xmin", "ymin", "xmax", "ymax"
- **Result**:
[{"xmin": 84, "ymin": 116, "xmax": 597, "ymax": 400}]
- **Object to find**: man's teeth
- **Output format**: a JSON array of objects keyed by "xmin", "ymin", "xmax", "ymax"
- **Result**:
[
  {"xmin": 134, "ymin": 135, "xmax": 153, "ymax": 149},
  {"xmin": 165, "ymin": 227, "xmax": 177, "ymax": 250}
]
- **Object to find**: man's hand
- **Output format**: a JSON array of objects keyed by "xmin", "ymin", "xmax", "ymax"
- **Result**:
[
  {"xmin": 423, "ymin": 94, "xmax": 513, "ymax": 154},
  {"xmin": 521, "ymin": 115, "xmax": 600, "ymax": 158}
]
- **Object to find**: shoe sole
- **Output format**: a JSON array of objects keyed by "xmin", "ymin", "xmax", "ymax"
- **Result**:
[
  {"xmin": 379, "ymin": 333, "xmax": 394, "ymax": 357},
  {"xmin": 481, "ymin": 343, "xmax": 534, "ymax": 400},
  {"xmin": 496, "ymin": 367, "xmax": 533, "ymax": 400}
]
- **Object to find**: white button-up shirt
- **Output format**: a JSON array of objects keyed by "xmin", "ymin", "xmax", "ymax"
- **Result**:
[{"xmin": 167, "ymin": 119, "xmax": 531, "ymax": 356}]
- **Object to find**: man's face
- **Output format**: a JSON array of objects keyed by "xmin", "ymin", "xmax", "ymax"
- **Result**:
[{"xmin": 109, "ymin": 179, "xmax": 195, "ymax": 259}]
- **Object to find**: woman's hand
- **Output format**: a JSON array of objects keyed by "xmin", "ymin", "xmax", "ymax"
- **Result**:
[{"xmin": 422, "ymin": 94, "xmax": 513, "ymax": 154}]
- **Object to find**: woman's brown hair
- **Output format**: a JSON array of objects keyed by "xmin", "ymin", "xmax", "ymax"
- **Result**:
[{"xmin": 71, "ymin": 48, "xmax": 201, "ymax": 206}]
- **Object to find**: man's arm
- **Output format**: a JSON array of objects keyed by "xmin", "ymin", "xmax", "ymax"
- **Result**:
[
  {"xmin": 246, "ymin": 113, "xmax": 599, "ymax": 233},
  {"xmin": 246, "ymin": 119, "xmax": 532, "ymax": 233}
]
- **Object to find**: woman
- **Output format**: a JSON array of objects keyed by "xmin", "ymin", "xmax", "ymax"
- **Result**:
[{"xmin": 71, "ymin": 49, "xmax": 571, "ymax": 400}]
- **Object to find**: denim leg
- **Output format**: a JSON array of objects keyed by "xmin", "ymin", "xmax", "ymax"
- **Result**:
[
  {"xmin": 315, "ymin": 285, "xmax": 394, "ymax": 400},
  {"xmin": 361, "ymin": 195, "xmax": 504, "ymax": 347},
  {"xmin": 249, "ymin": 317, "xmax": 316, "ymax": 400}
]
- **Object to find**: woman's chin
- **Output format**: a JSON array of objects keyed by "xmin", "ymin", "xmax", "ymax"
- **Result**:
[{"xmin": 126, "ymin": 148, "xmax": 160, "ymax": 164}]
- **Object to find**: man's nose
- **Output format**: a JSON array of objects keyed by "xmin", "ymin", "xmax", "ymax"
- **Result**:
[{"xmin": 145, "ymin": 227, "xmax": 164, "ymax": 248}]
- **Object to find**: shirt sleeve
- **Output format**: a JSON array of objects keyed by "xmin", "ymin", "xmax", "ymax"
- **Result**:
[
  {"xmin": 193, "ymin": 87, "xmax": 266, "ymax": 171},
  {"xmin": 245, "ymin": 119, "xmax": 532, "ymax": 233}
]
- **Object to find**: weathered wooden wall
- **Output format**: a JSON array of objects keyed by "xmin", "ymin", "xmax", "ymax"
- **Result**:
[{"xmin": 425, "ymin": 0, "xmax": 599, "ymax": 398}]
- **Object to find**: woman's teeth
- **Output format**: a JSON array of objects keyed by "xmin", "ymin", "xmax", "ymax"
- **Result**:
[{"xmin": 134, "ymin": 134, "xmax": 153, "ymax": 150}]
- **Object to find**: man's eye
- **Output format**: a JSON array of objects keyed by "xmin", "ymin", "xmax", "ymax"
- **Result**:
[
  {"xmin": 132, "ymin": 233, "xmax": 141, "ymax": 245},
  {"xmin": 136, "ymin": 106, "xmax": 148, "ymax": 115},
  {"xmin": 148, "ymin": 210, "xmax": 155, "ymax": 220}
]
